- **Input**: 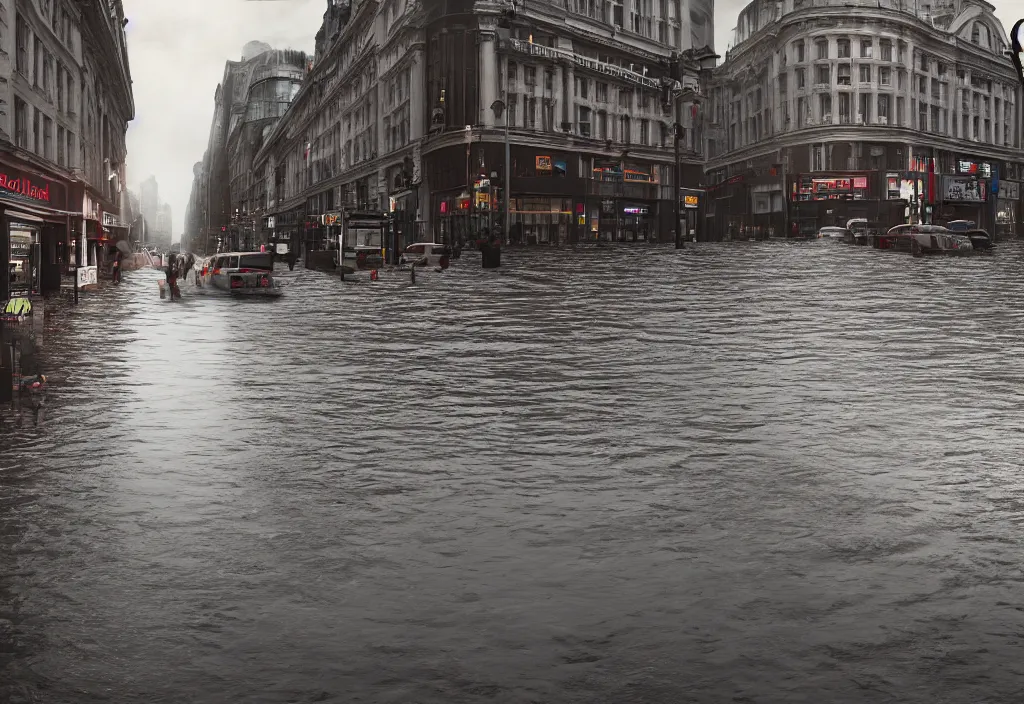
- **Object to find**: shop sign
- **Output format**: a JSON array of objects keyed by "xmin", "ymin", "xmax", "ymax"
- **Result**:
[
  {"xmin": 266, "ymin": 216, "xmax": 276, "ymax": 229},
  {"xmin": 798, "ymin": 175, "xmax": 868, "ymax": 201},
  {"xmin": 321, "ymin": 213, "xmax": 340, "ymax": 225},
  {"xmin": 623, "ymin": 206, "xmax": 649, "ymax": 215},
  {"xmin": 944, "ymin": 176, "xmax": 986, "ymax": 202},
  {"xmin": 600, "ymin": 199, "xmax": 615, "ymax": 214},
  {"xmin": 0, "ymin": 171, "xmax": 55, "ymax": 205},
  {"xmin": 958, "ymin": 160, "xmax": 992, "ymax": 178},
  {"xmin": 536, "ymin": 156, "xmax": 552, "ymax": 172},
  {"xmin": 76, "ymin": 265, "xmax": 98, "ymax": 289},
  {"xmin": 887, "ymin": 174, "xmax": 924, "ymax": 201},
  {"xmin": 101, "ymin": 212, "xmax": 126, "ymax": 228},
  {"xmin": 998, "ymin": 180, "xmax": 1020, "ymax": 200}
]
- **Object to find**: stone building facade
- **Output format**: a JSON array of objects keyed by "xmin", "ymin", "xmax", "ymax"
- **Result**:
[
  {"xmin": 242, "ymin": 0, "xmax": 714, "ymax": 258},
  {"xmin": 704, "ymin": 0, "xmax": 1024, "ymax": 239},
  {"xmin": 0, "ymin": 0, "xmax": 134, "ymax": 297},
  {"xmin": 185, "ymin": 42, "xmax": 308, "ymax": 255}
]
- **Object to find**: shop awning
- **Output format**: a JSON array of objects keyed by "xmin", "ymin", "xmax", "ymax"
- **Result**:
[{"xmin": 0, "ymin": 196, "xmax": 73, "ymax": 223}]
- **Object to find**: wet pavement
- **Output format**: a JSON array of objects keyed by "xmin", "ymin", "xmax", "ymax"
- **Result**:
[{"xmin": 4, "ymin": 241, "xmax": 1024, "ymax": 703}]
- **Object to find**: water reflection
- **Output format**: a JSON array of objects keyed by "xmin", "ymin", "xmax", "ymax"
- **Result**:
[{"xmin": 4, "ymin": 242, "xmax": 1024, "ymax": 702}]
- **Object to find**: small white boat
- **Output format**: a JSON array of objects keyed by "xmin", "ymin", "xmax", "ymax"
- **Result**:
[{"xmin": 198, "ymin": 251, "xmax": 283, "ymax": 296}]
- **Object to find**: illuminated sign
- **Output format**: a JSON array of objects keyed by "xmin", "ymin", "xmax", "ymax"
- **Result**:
[
  {"xmin": 0, "ymin": 173, "xmax": 52, "ymax": 203},
  {"xmin": 944, "ymin": 176, "xmax": 986, "ymax": 202},
  {"xmin": 321, "ymin": 213, "xmax": 340, "ymax": 226},
  {"xmin": 683, "ymin": 195, "xmax": 699, "ymax": 208},
  {"xmin": 958, "ymin": 160, "xmax": 991, "ymax": 178},
  {"xmin": 623, "ymin": 206, "xmax": 649, "ymax": 215},
  {"xmin": 536, "ymin": 156, "xmax": 552, "ymax": 172},
  {"xmin": 853, "ymin": 177, "xmax": 868, "ymax": 189}
]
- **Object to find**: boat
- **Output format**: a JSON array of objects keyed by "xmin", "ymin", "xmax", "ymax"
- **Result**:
[
  {"xmin": 872, "ymin": 224, "xmax": 973, "ymax": 255},
  {"xmin": 817, "ymin": 226, "xmax": 849, "ymax": 240},
  {"xmin": 197, "ymin": 251, "xmax": 283, "ymax": 296},
  {"xmin": 844, "ymin": 219, "xmax": 882, "ymax": 245},
  {"xmin": 964, "ymin": 228, "xmax": 993, "ymax": 250},
  {"xmin": 398, "ymin": 242, "xmax": 452, "ymax": 269}
]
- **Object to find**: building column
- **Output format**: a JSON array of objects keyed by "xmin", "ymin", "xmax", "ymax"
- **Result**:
[
  {"xmin": 563, "ymin": 64, "xmax": 575, "ymax": 128},
  {"xmin": 410, "ymin": 48, "xmax": 426, "ymax": 139},
  {"xmin": 479, "ymin": 32, "xmax": 498, "ymax": 128},
  {"xmin": 553, "ymin": 63, "xmax": 564, "ymax": 130}
]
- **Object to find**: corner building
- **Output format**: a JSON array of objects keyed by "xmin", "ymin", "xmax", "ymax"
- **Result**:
[
  {"xmin": 250, "ymin": 0, "xmax": 715, "ymax": 256},
  {"xmin": 704, "ymin": 0, "xmax": 1024, "ymax": 239}
]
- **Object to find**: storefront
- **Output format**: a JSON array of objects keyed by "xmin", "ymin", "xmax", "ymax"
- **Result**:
[
  {"xmin": 0, "ymin": 155, "xmax": 73, "ymax": 299},
  {"xmin": 789, "ymin": 172, "xmax": 883, "ymax": 234},
  {"xmin": 940, "ymin": 174, "xmax": 987, "ymax": 228},
  {"xmin": 996, "ymin": 180, "xmax": 1020, "ymax": 237}
]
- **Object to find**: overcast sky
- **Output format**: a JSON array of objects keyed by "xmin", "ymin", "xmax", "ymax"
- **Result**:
[{"xmin": 122, "ymin": 0, "xmax": 1020, "ymax": 242}]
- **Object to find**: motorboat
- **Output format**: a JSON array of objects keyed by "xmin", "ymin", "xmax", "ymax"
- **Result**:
[
  {"xmin": 844, "ymin": 219, "xmax": 881, "ymax": 245},
  {"xmin": 875, "ymin": 224, "xmax": 973, "ymax": 255},
  {"xmin": 198, "ymin": 251, "xmax": 283, "ymax": 296},
  {"xmin": 398, "ymin": 242, "xmax": 452, "ymax": 269},
  {"xmin": 817, "ymin": 226, "xmax": 849, "ymax": 240},
  {"xmin": 964, "ymin": 229, "xmax": 993, "ymax": 250}
]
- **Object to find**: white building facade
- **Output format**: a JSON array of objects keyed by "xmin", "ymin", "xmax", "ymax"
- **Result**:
[{"xmin": 704, "ymin": 0, "xmax": 1024, "ymax": 239}]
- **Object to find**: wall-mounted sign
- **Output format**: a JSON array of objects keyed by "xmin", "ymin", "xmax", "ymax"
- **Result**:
[
  {"xmin": 101, "ymin": 212, "xmax": 127, "ymax": 228},
  {"xmin": 536, "ymin": 156, "xmax": 552, "ymax": 172},
  {"xmin": 321, "ymin": 213, "xmax": 340, "ymax": 226},
  {"xmin": 266, "ymin": 216, "xmax": 276, "ymax": 229},
  {"xmin": 944, "ymin": 176, "xmax": 986, "ymax": 202},
  {"xmin": 684, "ymin": 195, "xmax": 699, "ymax": 208},
  {"xmin": 853, "ymin": 177, "xmax": 868, "ymax": 189},
  {"xmin": 554, "ymin": 160, "xmax": 567, "ymax": 177},
  {"xmin": 0, "ymin": 172, "xmax": 54, "ymax": 204},
  {"xmin": 997, "ymin": 180, "xmax": 1020, "ymax": 201},
  {"xmin": 76, "ymin": 265, "xmax": 98, "ymax": 289},
  {"xmin": 958, "ymin": 160, "xmax": 992, "ymax": 178},
  {"xmin": 623, "ymin": 206, "xmax": 649, "ymax": 215}
]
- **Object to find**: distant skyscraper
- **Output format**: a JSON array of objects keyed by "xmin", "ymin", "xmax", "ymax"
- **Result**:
[{"xmin": 140, "ymin": 176, "xmax": 160, "ymax": 244}]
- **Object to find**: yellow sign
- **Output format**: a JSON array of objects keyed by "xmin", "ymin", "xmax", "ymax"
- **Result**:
[
  {"xmin": 322, "ymin": 213, "xmax": 340, "ymax": 225},
  {"xmin": 683, "ymin": 194, "xmax": 699, "ymax": 208},
  {"xmin": 577, "ymin": 215, "xmax": 585, "ymax": 225}
]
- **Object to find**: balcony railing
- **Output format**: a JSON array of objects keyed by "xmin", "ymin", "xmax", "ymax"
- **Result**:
[{"xmin": 502, "ymin": 38, "xmax": 660, "ymax": 90}]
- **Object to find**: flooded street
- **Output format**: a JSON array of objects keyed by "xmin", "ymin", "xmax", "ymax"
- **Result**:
[{"xmin": 5, "ymin": 241, "xmax": 1024, "ymax": 703}]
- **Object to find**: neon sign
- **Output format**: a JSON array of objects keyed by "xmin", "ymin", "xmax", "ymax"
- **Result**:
[{"xmin": 0, "ymin": 173, "xmax": 51, "ymax": 202}]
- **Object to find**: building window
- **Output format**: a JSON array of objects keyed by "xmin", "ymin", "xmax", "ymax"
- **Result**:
[
  {"xmin": 618, "ymin": 89, "xmax": 631, "ymax": 108},
  {"xmin": 620, "ymin": 115, "xmax": 630, "ymax": 143},
  {"xmin": 14, "ymin": 97, "xmax": 27, "ymax": 148},
  {"xmin": 640, "ymin": 119, "xmax": 649, "ymax": 145},
  {"xmin": 896, "ymin": 97, "xmax": 905, "ymax": 126},
  {"xmin": 32, "ymin": 107, "xmax": 41, "ymax": 153},
  {"xmin": 660, "ymin": 121, "xmax": 668, "ymax": 146},
  {"xmin": 43, "ymin": 116, "xmax": 52, "ymax": 160},
  {"xmin": 879, "ymin": 66, "xmax": 892, "ymax": 86},
  {"xmin": 508, "ymin": 62, "xmax": 518, "ymax": 84},
  {"xmin": 838, "ymin": 64, "xmax": 851, "ymax": 85},
  {"xmin": 839, "ymin": 93, "xmax": 851, "ymax": 123},
  {"xmin": 919, "ymin": 52, "xmax": 928, "ymax": 72},
  {"xmin": 66, "ymin": 130, "xmax": 73, "ymax": 167},
  {"xmin": 797, "ymin": 96, "xmax": 806, "ymax": 127},
  {"xmin": 812, "ymin": 145, "xmax": 825, "ymax": 171},
  {"xmin": 795, "ymin": 40, "xmax": 804, "ymax": 62},
  {"xmin": 544, "ymin": 69, "xmax": 553, "ymax": 91},
  {"xmin": 796, "ymin": 68, "xmax": 805, "ymax": 88},
  {"xmin": 779, "ymin": 73, "xmax": 788, "ymax": 93},
  {"xmin": 816, "ymin": 40, "xmax": 828, "ymax": 60},
  {"xmin": 918, "ymin": 75, "xmax": 926, "ymax": 94},
  {"xmin": 816, "ymin": 65, "xmax": 830, "ymax": 85},
  {"xmin": 34, "ymin": 36, "xmax": 42, "ymax": 87},
  {"xmin": 859, "ymin": 64, "xmax": 871, "ymax": 83},
  {"xmin": 858, "ymin": 93, "xmax": 871, "ymax": 123},
  {"xmin": 819, "ymin": 94, "xmax": 832, "ymax": 122},
  {"xmin": 837, "ymin": 39, "xmax": 850, "ymax": 58},
  {"xmin": 597, "ymin": 82, "xmax": 608, "ymax": 102},
  {"xmin": 56, "ymin": 63, "xmax": 64, "ymax": 111},
  {"xmin": 525, "ymin": 66, "xmax": 536, "ymax": 86},
  {"xmin": 880, "ymin": 39, "xmax": 892, "ymax": 61},
  {"xmin": 508, "ymin": 93, "xmax": 518, "ymax": 126},
  {"xmin": 932, "ymin": 105, "xmax": 941, "ymax": 134},
  {"xmin": 878, "ymin": 94, "xmax": 890, "ymax": 123},
  {"xmin": 860, "ymin": 39, "xmax": 872, "ymax": 58},
  {"xmin": 579, "ymin": 78, "xmax": 588, "ymax": 100},
  {"xmin": 43, "ymin": 51, "xmax": 52, "ymax": 96},
  {"xmin": 526, "ymin": 97, "xmax": 537, "ymax": 128},
  {"xmin": 16, "ymin": 15, "xmax": 29, "ymax": 76}
]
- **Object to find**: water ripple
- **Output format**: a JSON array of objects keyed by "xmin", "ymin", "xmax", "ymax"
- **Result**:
[{"xmin": 4, "ymin": 242, "xmax": 1024, "ymax": 702}]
